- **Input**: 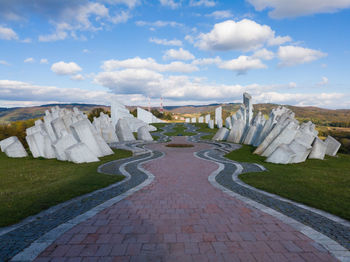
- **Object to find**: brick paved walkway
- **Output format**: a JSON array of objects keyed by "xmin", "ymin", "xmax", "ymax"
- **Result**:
[{"xmin": 35, "ymin": 137, "xmax": 338, "ymax": 261}]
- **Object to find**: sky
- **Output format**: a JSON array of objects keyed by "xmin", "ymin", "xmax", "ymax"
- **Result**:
[{"xmin": 0, "ymin": 0, "xmax": 350, "ymax": 109}]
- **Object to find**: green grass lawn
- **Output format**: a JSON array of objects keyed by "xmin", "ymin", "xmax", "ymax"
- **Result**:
[
  {"xmin": 164, "ymin": 124, "xmax": 196, "ymax": 136},
  {"xmin": 193, "ymin": 123, "xmax": 218, "ymax": 140},
  {"xmin": 0, "ymin": 149, "xmax": 132, "ymax": 227},
  {"xmin": 225, "ymin": 145, "xmax": 350, "ymax": 221}
]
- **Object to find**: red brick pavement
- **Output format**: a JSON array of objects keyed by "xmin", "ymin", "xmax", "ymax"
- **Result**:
[{"xmin": 35, "ymin": 137, "xmax": 338, "ymax": 261}]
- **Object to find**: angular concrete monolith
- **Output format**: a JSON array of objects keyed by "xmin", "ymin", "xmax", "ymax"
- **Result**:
[
  {"xmin": 215, "ymin": 106, "xmax": 222, "ymax": 126},
  {"xmin": 208, "ymin": 120, "xmax": 214, "ymax": 129},
  {"xmin": 325, "ymin": 136, "xmax": 341, "ymax": 156},
  {"xmin": 185, "ymin": 118, "xmax": 190, "ymax": 123},
  {"xmin": 65, "ymin": 142, "xmax": 99, "ymax": 163},
  {"xmin": 137, "ymin": 125, "xmax": 153, "ymax": 141},
  {"xmin": 51, "ymin": 118, "xmax": 68, "ymax": 139},
  {"xmin": 266, "ymin": 144, "xmax": 296, "ymax": 164},
  {"xmin": 217, "ymin": 118, "xmax": 223, "ymax": 128},
  {"xmin": 212, "ymin": 127, "xmax": 229, "ymax": 141},
  {"xmin": 52, "ymin": 131, "xmax": 79, "ymax": 161},
  {"xmin": 288, "ymin": 140, "xmax": 312, "ymax": 163},
  {"xmin": 71, "ymin": 119, "xmax": 113, "ymax": 157},
  {"xmin": 227, "ymin": 119, "xmax": 245, "ymax": 143},
  {"xmin": 308, "ymin": 138, "xmax": 327, "ymax": 160},
  {"xmin": 191, "ymin": 117, "xmax": 197, "ymax": 123},
  {"xmin": 0, "ymin": 136, "xmax": 27, "ymax": 158},
  {"xmin": 198, "ymin": 116, "xmax": 204, "ymax": 123},
  {"xmin": 205, "ymin": 114, "xmax": 210, "ymax": 124},
  {"xmin": 116, "ymin": 118, "xmax": 136, "ymax": 142},
  {"xmin": 225, "ymin": 116, "xmax": 232, "ymax": 129},
  {"xmin": 243, "ymin": 92, "xmax": 253, "ymax": 126}
]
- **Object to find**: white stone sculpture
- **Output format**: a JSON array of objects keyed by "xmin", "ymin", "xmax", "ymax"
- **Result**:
[
  {"xmin": 137, "ymin": 126, "xmax": 153, "ymax": 141},
  {"xmin": 185, "ymin": 118, "xmax": 190, "ymax": 123},
  {"xmin": 225, "ymin": 117, "xmax": 232, "ymax": 129},
  {"xmin": 325, "ymin": 136, "xmax": 341, "ymax": 156},
  {"xmin": 65, "ymin": 142, "xmax": 99, "ymax": 163},
  {"xmin": 116, "ymin": 118, "xmax": 136, "ymax": 142},
  {"xmin": 198, "ymin": 116, "xmax": 204, "ymax": 123},
  {"xmin": 93, "ymin": 112, "xmax": 119, "ymax": 144},
  {"xmin": 208, "ymin": 120, "xmax": 214, "ymax": 129},
  {"xmin": 217, "ymin": 118, "xmax": 223, "ymax": 128},
  {"xmin": 52, "ymin": 131, "xmax": 79, "ymax": 161},
  {"xmin": 0, "ymin": 136, "xmax": 27, "ymax": 158},
  {"xmin": 212, "ymin": 127, "xmax": 229, "ymax": 141},
  {"xmin": 308, "ymin": 138, "xmax": 328, "ymax": 159},
  {"xmin": 266, "ymin": 144, "xmax": 296, "ymax": 164},
  {"xmin": 191, "ymin": 117, "xmax": 197, "ymax": 123},
  {"xmin": 205, "ymin": 114, "xmax": 210, "ymax": 124},
  {"xmin": 215, "ymin": 106, "xmax": 222, "ymax": 126}
]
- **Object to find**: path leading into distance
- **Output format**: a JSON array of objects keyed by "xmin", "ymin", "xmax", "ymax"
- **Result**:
[{"xmin": 33, "ymin": 137, "xmax": 338, "ymax": 262}]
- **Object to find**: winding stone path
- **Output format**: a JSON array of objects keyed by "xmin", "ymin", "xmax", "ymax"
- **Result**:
[{"xmin": 34, "ymin": 137, "xmax": 338, "ymax": 261}]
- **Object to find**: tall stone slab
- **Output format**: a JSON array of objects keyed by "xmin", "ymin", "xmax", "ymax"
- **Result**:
[
  {"xmin": 212, "ymin": 127, "xmax": 229, "ymax": 141},
  {"xmin": 65, "ymin": 143, "xmax": 99, "ymax": 163},
  {"xmin": 325, "ymin": 136, "xmax": 341, "ymax": 156},
  {"xmin": 0, "ymin": 136, "xmax": 18, "ymax": 152},
  {"xmin": 205, "ymin": 114, "xmax": 210, "ymax": 124},
  {"xmin": 215, "ymin": 106, "xmax": 222, "ymax": 126},
  {"xmin": 52, "ymin": 131, "xmax": 79, "ymax": 161},
  {"xmin": 137, "ymin": 126, "xmax": 153, "ymax": 141},
  {"xmin": 0, "ymin": 136, "xmax": 27, "ymax": 158},
  {"xmin": 208, "ymin": 120, "xmax": 214, "ymax": 129},
  {"xmin": 227, "ymin": 119, "xmax": 245, "ymax": 143},
  {"xmin": 116, "ymin": 118, "xmax": 136, "ymax": 142},
  {"xmin": 191, "ymin": 117, "xmax": 197, "ymax": 123},
  {"xmin": 243, "ymin": 92, "xmax": 253, "ymax": 126},
  {"xmin": 185, "ymin": 118, "xmax": 190, "ymax": 123},
  {"xmin": 217, "ymin": 118, "xmax": 223, "ymax": 128},
  {"xmin": 308, "ymin": 138, "xmax": 327, "ymax": 160},
  {"xmin": 198, "ymin": 116, "xmax": 204, "ymax": 123},
  {"xmin": 266, "ymin": 144, "xmax": 296, "ymax": 164},
  {"xmin": 225, "ymin": 116, "xmax": 232, "ymax": 129}
]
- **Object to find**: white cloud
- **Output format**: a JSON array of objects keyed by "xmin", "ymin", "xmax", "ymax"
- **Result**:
[
  {"xmin": 102, "ymin": 57, "xmax": 198, "ymax": 73},
  {"xmin": 190, "ymin": 0, "xmax": 216, "ymax": 7},
  {"xmin": 0, "ymin": 60, "xmax": 9, "ymax": 66},
  {"xmin": 135, "ymin": 20, "xmax": 183, "ymax": 28},
  {"xmin": 318, "ymin": 76, "xmax": 329, "ymax": 86},
  {"xmin": 194, "ymin": 19, "xmax": 291, "ymax": 52},
  {"xmin": 40, "ymin": 58, "xmax": 48, "ymax": 64},
  {"xmin": 149, "ymin": 37, "xmax": 183, "ymax": 46},
  {"xmin": 268, "ymin": 35, "xmax": 291, "ymax": 46},
  {"xmin": 252, "ymin": 48, "xmax": 274, "ymax": 60},
  {"xmin": 104, "ymin": 0, "xmax": 140, "ymax": 9},
  {"xmin": 278, "ymin": 45, "xmax": 327, "ymax": 67},
  {"xmin": 192, "ymin": 56, "xmax": 221, "ymax": 66},
  {"xmin": 0, "ymin": 79, "xmax": 111, "ymax": 105},
  {"xmin": 246, "ymin": 0, "xmax": 350, "ymax": 18},
  {"xmin": 71, "ymin": 74, "xmax": 85, "ymax": 81},
  {"xmin": 288, "ymin": 82, "xmax": 297, "ymax": 88},
  {"xmin": 159, "ymin": 0, "xmax": 181, "ymax": 9},
  {"xmin": 0, "ymin": 26, "xmax": 18, "ymax": 40},
  {"xmin": 110, "ymin": 10, "xmax": 131, "ymax": 24},
  {"xmin": 218, "ymin": 55, "xmax": 267, "ymax": 74},
  {"xmin": 163, "ymin": 48, "xmax": 195, "ymax": 61},
  {"xmin": 83, "ymin": 49, "xmax": 90, "ymax": 53},
  {"xmin": 24, "ymin": 57, "xmax": 35, "ymax": 63},
  {"xmin": 206, "ymin": 10, "xmax": 233, "ymax": 19},
  {"xmin": 51, "ymin": 61, "xmax": 82, "ymax": 75}
]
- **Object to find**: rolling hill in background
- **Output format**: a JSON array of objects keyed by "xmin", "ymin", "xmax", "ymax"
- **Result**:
[{"xmin": 1, "ymin": 103, "xmax": 350, "ymax": 125}]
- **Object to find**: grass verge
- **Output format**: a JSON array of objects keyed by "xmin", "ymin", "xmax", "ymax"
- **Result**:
[
  {"xmin": 0, "ymin": 149, "xmax": 132, "ymax": 227},
  {"xmin": 193, "ymin": 123, "xmax": 218, "ymax": 140},
  {"xmin": 225, "ymin": 145, "xmax": 350, "ymax": 221},
  {"xmin": 164, "ymin": 124, "xmax": 196, "ymax": 136}
]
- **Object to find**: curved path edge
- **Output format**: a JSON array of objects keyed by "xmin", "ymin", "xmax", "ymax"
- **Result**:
[
  {"xmin": 194, "ymin": 149, "xmax": 350, "ymax": 262},
  {"xmin": 9, "ymin": 149, "xmax": 165, "ymax": 262}
]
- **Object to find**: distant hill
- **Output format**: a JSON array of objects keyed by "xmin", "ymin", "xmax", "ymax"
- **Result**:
[{"xmin": 0, "ymin": 103, "xmax": 350, "ymax": 126}]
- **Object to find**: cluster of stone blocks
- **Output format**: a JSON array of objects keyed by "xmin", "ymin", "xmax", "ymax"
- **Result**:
[
  {"xmin": 212, "ymin": 93, "xmax": 341, "ymax": 164},
  {"xmin": 0, "ymin": 102, "xmax": 158, "ymax": 163},
  {"xmin": 184, "ymin": 113, "xmax": 212, "ymax": 126}
]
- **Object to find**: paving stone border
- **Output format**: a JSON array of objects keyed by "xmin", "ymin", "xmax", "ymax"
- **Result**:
[{"xmin": 185, "ymin": 123, "xmax": 350, "ymax": 261}]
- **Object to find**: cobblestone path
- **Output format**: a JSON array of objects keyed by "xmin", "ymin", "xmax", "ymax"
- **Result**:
[{"xmin": 34, "ymin": 137, "xmax": 338, "ymax": 261}]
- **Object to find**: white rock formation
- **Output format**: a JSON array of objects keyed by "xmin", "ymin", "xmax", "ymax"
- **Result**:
[
  {"xmin": 65, "ymin": 142, "xmax": 99, "ymax": 163},
  {"xmin": 116, "ymin": 118, "xmax": 136, "ymax": 142},
  {"xmin": 205, "ymin": 114, "xmax": 210, "ymax": 124},
  {"xmin": 325, "ymin": 136, "xmax": 341, "ymax": 156},
  {"xmin": 198, "ymin": 116, "xmax": 204, "ymax": 123},
  {"xmin": 0, "ymin": 136, "xmax": 27, "ymax": 158},
  {"xmin": 191, "ymin": 117, "xmax": 197, "ymax": 123},
  {"xmin": 52, "ymin": 131, "xmax": 79, "ymax": 161},
  {"xmin": 309, "ymin": 138, "xmax": 327, "ymax": 160},
  {"xmin": 137, "ymin": 126, "xmax": 154, "ymax": 141},
  {"xmin": 185, "ymin": 118, "xmax": 190, "ymax": 123},
  {"xmin": 211, "ymin": 93, "xmax": 341, "ymax": 164},
  {"xmin": 215, "ymin": 106, "xmax": 222, "ymax": 126},
  {"xmin": 137, "ymin": 107, "xmax": 164, "ymax": 124},
  {"xmin": 93, "ymin": 112, "xmax": 119, "ymax": 144},
  {"xmin": 217, "ymin": 118, "xmax": 223, "ymax": 128},
  {"xmin": 208, "ymin": 120, "xmax": 214, "ymax": 129},
  {"xmin": 212, "ymin": 127, "xmax": 229, "ymax": 141}
]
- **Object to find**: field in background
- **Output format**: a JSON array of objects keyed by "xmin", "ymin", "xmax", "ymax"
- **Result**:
[{"xmin": 0, "ymin": 149, "xmax": 131, "ymax": 227}]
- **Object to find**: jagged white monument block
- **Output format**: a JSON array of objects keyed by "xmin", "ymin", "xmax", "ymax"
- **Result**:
[
  {"xmin": 212, "ymin": 127, "xmax": 229, "ymax": 141},
  {"xmin": 225, "ymin": 117, "xmax": 232, "ymax": 129},
  {"xmin": 198, "ymin": 116, "xmax": 204, "ymax": 123},
  {"xmin": 93, "ymin": 112, "xmax": 119, "ymax": 144},
  {"xmin": 137, "ymin": 107, "xmax": 164, "ymax": 124},
  {"xmin": 191, "ymin": 117, "xmax": 197, "ymax": 123},
  {"xmin": 185, "ymin": 118, "xmax": 190, "ymax": 123},
  {"xmin": 215, "ymin": 106, "xmax": 222, "ymax": 126},
  {"xmin": 205, "ymin": 114, "xmax": 210, "ymax": 124},
  {"xmin": 208, "ymin": 120, "xmax": 214, "ymax": 129},
  {"xmin": 137, "ymin": 126, "xmax": 153, "ymax": 141},
  {"xmin": 325, "ymin": 136, "xmax": 341, "ymax": 156},
  {"xmin": 116, "ymin": 118, "xmax": 136, "ymax": 142},
  {"xmin": 65, "ymin": 142, "xmax": 99, "ymax": 163},
  {"xmin": 0, "ymin": 136, "xmax": 27, "ymax": 158},
  {"xmin": 211, "ymin": 92, "xmax": 341, "ymax": 164}
]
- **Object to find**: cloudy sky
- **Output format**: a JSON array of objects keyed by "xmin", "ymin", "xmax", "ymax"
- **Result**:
[{"xmin": 0, "ymin": 0, "xmax": 350, "ymax": 108}]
